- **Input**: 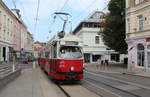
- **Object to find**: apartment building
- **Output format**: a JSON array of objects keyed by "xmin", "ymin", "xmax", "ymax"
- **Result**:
[
  {"xmin": 0, "ymin": 1, "xmax": 16, "ymax": 62},
  {"xmin": 72, "ymin": 11, "xmax": 124, "ymax": 63},
  {"xmin": 126, "ymin": 0, "xmax": 150, "ymax": 71},
  {"xmin": 26, "ymin": 32, "xmax": 34, "ymax": 55},
  {"xmin": 34, "ymin": 42, "xmax": 46, "ymax": 58},
  {"xmin": 0, "ymin": 1, "xmax": 33, "ymax": 63}
]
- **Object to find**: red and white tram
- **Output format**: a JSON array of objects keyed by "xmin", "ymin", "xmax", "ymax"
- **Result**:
[{"xmin": 38, "ymin": 35, "xmax": 84, "ymax": 81}]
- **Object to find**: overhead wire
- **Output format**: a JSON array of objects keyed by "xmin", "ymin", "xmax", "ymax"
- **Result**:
[
  {"xmin": 72, "ymin": 0, "xmax": 97, "ymax": 21},
  {"xmin": 19, "ymin": 1, "xmax": 33, "ymax": 32},
  {"xmin": 34, "ymin": 0, "xmax": 40, "ymax": 34},
  {"xmin": 12, "ymin": 0, "xmax": 16, "ymax": 8},
  {"xmin": 48, "ymin": 0, "xmax": 70, "ymax": 34},
  {"xmin": 59, "ymin": 0, "xmax": 69, "ymax": 11}
]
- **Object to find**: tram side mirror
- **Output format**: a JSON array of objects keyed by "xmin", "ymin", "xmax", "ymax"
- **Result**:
[{"xmin": 58, "ymin": 31, "xmax": 65, "ymax": 38}]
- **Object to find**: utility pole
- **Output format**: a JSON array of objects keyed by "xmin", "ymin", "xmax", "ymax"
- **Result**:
[
  {"xmin": 53, "ymin": 12, "xmax": 71, "ymax": 38},
  {"xmin": 12, "ymin": 0, "xmax": 16, "ymax": 9}
]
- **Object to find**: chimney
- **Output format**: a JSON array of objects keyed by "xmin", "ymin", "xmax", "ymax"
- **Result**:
[{"xmin": 11, "ymin": 9, "xmax": 21, "ymax": 19}]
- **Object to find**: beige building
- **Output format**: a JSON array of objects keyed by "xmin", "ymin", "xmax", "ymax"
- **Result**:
[
  {"xmin": 0, "ymin": 1, "xmax": 33, "ymax": 62},
  {"xmin": 126, "ymin": 0, "xmax": 150, "ymax": 71},
  {"xmin": 0, "ymin": 1, "xmax": 16, "ymax": 62},
  {"xmin": 26, "ymin": 32, "xmax": 34, "ymax": 55},
  {"xmin": 34, "ymin": 42, "xmax": 46, "ymax": 58}
]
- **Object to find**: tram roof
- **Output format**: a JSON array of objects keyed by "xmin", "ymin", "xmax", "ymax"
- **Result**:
[
  {"xmin": 48, "ymin": 34, "xmax": 82, "ymax": 44},
  {"xmin": 59, "ymin": 35, "xmax": 81, "ymax": 42}
]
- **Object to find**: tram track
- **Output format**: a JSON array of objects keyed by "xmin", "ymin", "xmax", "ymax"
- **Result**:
[
  {"xmin": 83, "ymin": 78, "xmax": 141, "ymax": 97},
  {"xmin": 83, "ymin": 71, "xmax": 150, "ymax": 97},
  {"xmin": 55, "ymin": 81, "xmax": 100, "ymax": 97},
  {"xmin": 56, "ymin": 84, "xmax": 71, "ymax": 97}
]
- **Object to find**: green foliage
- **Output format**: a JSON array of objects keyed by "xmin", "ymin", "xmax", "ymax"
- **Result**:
[{"xmin": 101, "ymin": 0, "xmax": 127, "ymax": 54}]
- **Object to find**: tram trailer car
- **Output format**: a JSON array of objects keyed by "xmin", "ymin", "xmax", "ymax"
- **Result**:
[{"xmin": 38, "ymin": 35, "xmax": 84, "ymax": 81}]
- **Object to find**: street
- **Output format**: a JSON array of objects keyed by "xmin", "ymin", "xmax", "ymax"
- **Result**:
[
  {"xmin": 1, "ymin": 62, "xmax": 150, "ymax": 97},
  {"xmin": 82, "ymin": 70, "xmax": 150, "ymax": 97},
  {"xmin": 1, "ymin": 0, "xmax": 150, "ymax": 97},
  {"xmin": 0, "ymin": 63, "xmax": 100, "ymax": 97}
]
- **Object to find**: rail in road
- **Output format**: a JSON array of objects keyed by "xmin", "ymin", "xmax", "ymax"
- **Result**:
[
  {"xmin": 83, "ymin": 71, "xmax": 150, "ymax": 97},
  {"xmin": 57, "ymin": 84, "xmax": 71, "ymax": 97},
  {"xmin": 56, "ymin": 83, "xmax": 100, "ymax": 97}
]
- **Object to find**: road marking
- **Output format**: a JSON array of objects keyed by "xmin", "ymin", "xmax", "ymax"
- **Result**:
[
  {"xmin": 84, "ymin": 80, "xmax": 122, "ymax": 97},
  {"xmin": 85, "ymin": 71, "xmax": 150, "ymax": 90}
]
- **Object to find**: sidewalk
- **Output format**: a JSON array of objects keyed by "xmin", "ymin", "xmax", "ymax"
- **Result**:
[
  {"xmin": 84, "ymin": 63, "xmax": 150, "ymax": 78},
  {"xmin": 0, "ymin": 68, "xmax": 66, "ymax": 97}
]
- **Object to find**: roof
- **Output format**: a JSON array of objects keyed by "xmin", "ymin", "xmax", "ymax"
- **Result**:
[
  {"xmin": 58, "ymin": 34, "xmax": 81, "ymax": 42},
  {"xmin": 52, "ymin": 34, "xmax": 81, "ymax": 42},
  {"xmin": 47, "ymin": 34, "xmax": 82, "ymax": 46},
  {"xmin": 72, "ymin": 11, "xmax": 105, "ymax": 34},
  {"xmin": 0, "ymin": 1, "xmax": 27, "ymax": 28}
]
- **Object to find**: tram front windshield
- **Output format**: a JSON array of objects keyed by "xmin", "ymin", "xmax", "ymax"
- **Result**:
[{"xmin": 59, "ymin": 46, "xmax": 82, "ymax": 59}]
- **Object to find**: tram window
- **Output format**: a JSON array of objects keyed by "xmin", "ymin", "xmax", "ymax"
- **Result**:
[
  {"xmin": 59, "ymin": 46, "xmax": 82, "ymax": 59},
  {"xmin": 45, "ymin": 51, "xmax": 50, "ymax": 58}
]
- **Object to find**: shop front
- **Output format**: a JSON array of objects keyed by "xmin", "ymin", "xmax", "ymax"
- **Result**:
[{"xmin": 127, "ymin": 37, "xmax": 150, "ymax": 72}]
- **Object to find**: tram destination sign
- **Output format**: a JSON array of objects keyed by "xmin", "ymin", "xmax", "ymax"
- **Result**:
[{"xmin": 65, "ymin": 41, "xmax": 78, "ymax": 45}]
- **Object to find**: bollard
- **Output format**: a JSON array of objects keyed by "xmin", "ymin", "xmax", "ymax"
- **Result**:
[
  {"xmin": 12, "ymin": 56, "xmax": 16, "ymax": 72},
  {"xmin": 12, "ymin": 64, "xmax": 15, "ymax": 72},
  {"xmin": 33, "ymin": 61, "xmax": 36, "ymax": 69}
]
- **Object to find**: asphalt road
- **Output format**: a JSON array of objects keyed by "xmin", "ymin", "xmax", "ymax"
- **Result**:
[{"xmin": 82, "ymin": 70, "xmax": 150, "ymax": 97}]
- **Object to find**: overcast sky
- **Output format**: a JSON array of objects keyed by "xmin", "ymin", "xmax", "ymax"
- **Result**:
[{"xmin": 3, "ymin": 0, "xmax": 110, "ymax": 42}]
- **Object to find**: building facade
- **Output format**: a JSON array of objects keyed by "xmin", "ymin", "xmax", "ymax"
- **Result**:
[
  {"xmin": 0, "ymin": 1, "xmax": 33, "ymax": 63},
  {"xmin": 73, "ymin": 11, "xmax": 123, "ymax": 63},
  {"xmin": 0, "ymin": 1, "xmax": 16, "ymax": 62},
  {"xmin": 34, "ymin": 42, "xmax": 46, "ymax": 58},
  {"xmin": 26, "ymin": 32, "xmax": 34, "ymax": 55},
  {"xmin": 126, "ymin": 0, "xmax": 150, "ymax": 71}
]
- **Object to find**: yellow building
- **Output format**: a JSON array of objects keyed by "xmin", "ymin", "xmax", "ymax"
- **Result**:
[{"xmin": 126, "ymin": 0, "xmax": 150, "ymax": 71}]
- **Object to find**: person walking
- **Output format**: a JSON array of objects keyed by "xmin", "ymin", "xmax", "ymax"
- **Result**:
[
  {"xmin": 97, "ymin": 59, "xmax": 101, "ymax": 69},
  {"xmin": 105, "ymin": 59, "xmax": 109, "ymax": 70}
]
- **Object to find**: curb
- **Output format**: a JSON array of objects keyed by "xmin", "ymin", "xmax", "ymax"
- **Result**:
[
  {"xmin": 85, "ymin": 68, "xmax": 150, "ymax": 79},
  {"xmin": 84, "ymin": 68, "xmax": 123, "ymax": 74},
  {"xmin": 122, "ymin": 72, "xmax": 150, "ymax": 79},
  {"xmin": 0, "ymin": 69, "xmax": 22, "ymax": 90}
]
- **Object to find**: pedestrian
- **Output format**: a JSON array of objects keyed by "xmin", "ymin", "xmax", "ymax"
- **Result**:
[
  {"xmin": 101, "ymin": 60, "xmax": 104, "ymax": 70},
  {"xmin": 97, "ymin": 59, "xmax": 101, "ymax": 69},
  {"xmin": 104, "ymin": 60, "xmax": 109, "ymax": 70}
]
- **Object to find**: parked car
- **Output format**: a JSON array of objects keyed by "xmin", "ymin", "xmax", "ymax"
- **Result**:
[
  {"xmin": 19, "ymin": 57, "xmax": 28, "ymax": 64},
  {"xmin": 28, "ymin": 56, "xmax": 36, "ymax": 62}
]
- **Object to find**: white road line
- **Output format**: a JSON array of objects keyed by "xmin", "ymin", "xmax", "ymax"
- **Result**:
[
  {"xmin": 84, "ymin": 80, "xmax": 122, "ymax": 97},
  {"xmin": 85, "ymin": 71, "xmax": 150, "ymax": 90}
]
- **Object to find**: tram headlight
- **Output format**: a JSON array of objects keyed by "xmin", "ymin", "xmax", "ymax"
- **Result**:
[{"xmin": 70, "ymin": 66, "xmax": 75, "ymax": 72}]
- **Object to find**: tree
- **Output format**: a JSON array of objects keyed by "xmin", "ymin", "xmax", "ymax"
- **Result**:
[{"xmin": 100, "ymin": 0, "xmax": 127, "ymax": 54}]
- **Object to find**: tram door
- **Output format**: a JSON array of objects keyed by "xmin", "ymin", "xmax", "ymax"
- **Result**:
[{"xmin": 50, "ymin": 43, "xmax": 57, "ymax": 73}]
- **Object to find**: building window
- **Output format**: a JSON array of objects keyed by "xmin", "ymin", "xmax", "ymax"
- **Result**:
[
  {"xmin": 126, "ymin": 0, "xmax": 130, "ymax": 8},
  {"xmin": 0, "ymin": 11, "xmax": 1, "ymax": 24},
  {"xmin": 127, "ymin": 18, "xmax": 130, "ymax": 33},
  {"xmin": 147, "ymin": 45, "xmax": 150, "ymax": 68},
  {"xmin": 135, "ymin": 0, "xmax": 144, "ymax": 5},
  {"xmin": 111, "ymin": 54, "xmax": 120, "ymax": 62},
  {"xmin": 3, "ymin": 15, "xmax": 6, "ymax": 27},
  {"xmin": 137, "ymin": 44, "xmax": 145, "ymax": 67},
  {"xmin": 95, "ymin": 36, "xmax": 100, "ymax": 44},
  {"xmin": 138, "ymin": 15, "xmax": 144, "ymax": 31}
]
